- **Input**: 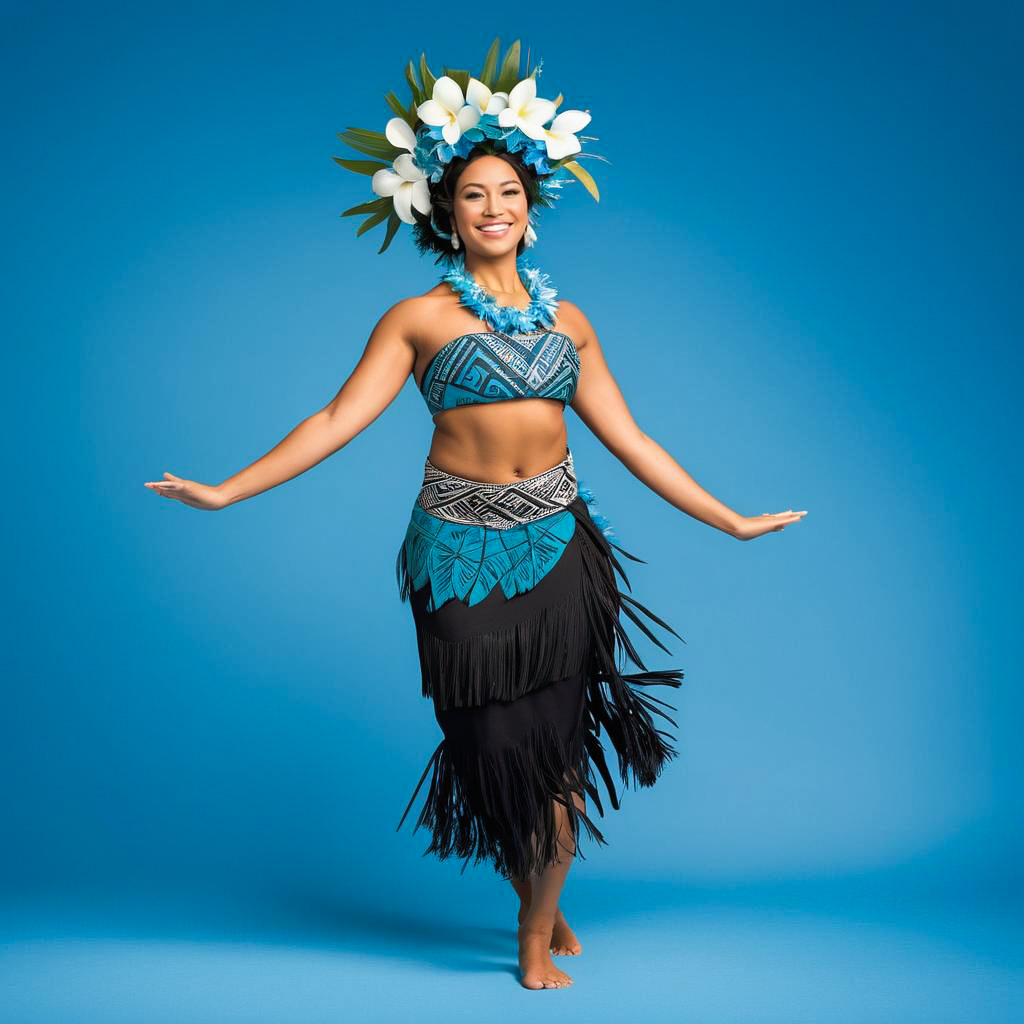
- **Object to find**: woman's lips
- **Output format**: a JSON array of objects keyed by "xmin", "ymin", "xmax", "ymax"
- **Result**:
[{"xmin": 476, "ymin": 223, "xmax": 511, "ymax": 237}]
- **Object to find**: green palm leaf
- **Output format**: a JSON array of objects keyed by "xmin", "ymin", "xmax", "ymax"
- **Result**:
[
  {"xmin": 419, "ymin": 53, "xmax": 436, "ymax": 96},
  {"xmin": 342, "ymin": 126, "xmax": 389, "ymax": 141},
  {"xmin": 385, "ymin": 91, "xmax": 417, "ymax": 129},
  {"xmin": 332, "ymin": 157, "xmax": 389, "ymax": 175},
  {"xmin": 341, "ymin": 197, "xmax": 389, "ymax": 218},
  {"xmin": 357, "ymin": 207, "xmax": 391, "ymax": 236},
  {"xmin": 405, "ymin": 60, "xmax": 423, "ymax": 105},
  {"xmin": 338, "ymin": 131, "xmax": 399, "ymax": 160},
  {"xmin": 562, "ymin": 159, "xmax": 600, "ymax": 202},
  {"xmin": 378, "ymin": 209, "xmax": 402, "ymax": 254},
  {"xmin": 340, "ymin": 127, "xmax": 392, "ymax": 146},
  {"xmin": 495, "ymin": 39, "xmax": 521, "ymax": 94},
  {"xmin": 444, "ymin": 68, "xmax": 470, "ymax": 93},
  {"xmin": 479, "ymin": 37, "xmax": 500, "ymax": 89}
]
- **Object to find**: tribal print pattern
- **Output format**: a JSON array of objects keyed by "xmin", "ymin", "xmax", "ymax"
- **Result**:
[
  {"xmin": 399, "ymin": 448, "xmax": 579, "ymax": 609},
  {"xmin": 421, "ymin": 330, "xmax": 580, "ymax": 416},
  {"xmin": 417, "ymin": 448, "xmax": 578, "ymax": 529}
]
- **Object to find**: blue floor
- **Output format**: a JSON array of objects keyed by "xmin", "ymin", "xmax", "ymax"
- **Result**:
[{"xmin": 2, "ymin": 880, "xmax": 1021, "ymax": 1023}]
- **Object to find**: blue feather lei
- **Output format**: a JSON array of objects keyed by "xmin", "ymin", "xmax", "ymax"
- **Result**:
[{"xmin": 441, "ymin": 252, "xmax": 559, "ymax": 334}]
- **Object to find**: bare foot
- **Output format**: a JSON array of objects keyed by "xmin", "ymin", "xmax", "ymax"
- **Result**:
[
  {"xmin": 517, "ymin": 895, "xmax": 583, "ymax": 956},
  {"xmin": 517, "ymin": 925, "xmax": 574, "ymax": 989},
  {"xmin": 548, "ymin": 909, "xmax": 583, "ymax": 956}
]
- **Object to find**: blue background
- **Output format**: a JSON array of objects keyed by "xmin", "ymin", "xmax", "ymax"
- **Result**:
[{"xmin": 3, "ymin": 1, "xmax": 1021, "ymax": 1020}]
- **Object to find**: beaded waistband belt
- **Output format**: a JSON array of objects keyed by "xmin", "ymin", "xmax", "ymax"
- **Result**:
[{"xmin": 416, "ymin": 447, "xmax": 578, "ymax": 530}]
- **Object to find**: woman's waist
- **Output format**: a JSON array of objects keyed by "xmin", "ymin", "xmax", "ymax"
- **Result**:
[
  {"xmin": 415, "ymin": 445, "xmax": 578, "ymax": 530},
  {"xmin": 424, "ymin": 418, "xmax": 570, "ymax": 485}
]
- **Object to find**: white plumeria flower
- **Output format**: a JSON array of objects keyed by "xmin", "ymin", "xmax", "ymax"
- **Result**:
[
  {"xmin": 371, "ymin": 153, "xmax": 431, "ymax": 224},
  {"xmin": 497, "ymin": 76, "xmax": 556, "ymax": 141},
  {"xmin": 416, "ymin": 75, "xmax": 480, "ymax": 146},
  {"xmin": 465, "ymin": 77, "xmax": 509, "ymax": 116},
  {"xmin": 539, "ymin": 107, "xmax": 592, "ymax": 161},
  {"xmin": 384, "ymin": 116, "xmax": 417, "ymax": 153}
]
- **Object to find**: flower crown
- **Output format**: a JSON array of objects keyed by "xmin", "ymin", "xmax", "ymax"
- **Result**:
[{"xmin": 334, "ymin": 38, "xmax": 603, "ymax": 255}]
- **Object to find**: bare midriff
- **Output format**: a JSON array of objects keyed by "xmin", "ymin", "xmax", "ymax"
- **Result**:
[{"xmin": 426, "ymin": 398, "xmax": 569, "ymax": 483}]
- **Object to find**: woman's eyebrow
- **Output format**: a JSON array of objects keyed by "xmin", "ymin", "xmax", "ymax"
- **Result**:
[{"xmin": 460, "ymin": 179, "xmax": 519, "ymax": 190}]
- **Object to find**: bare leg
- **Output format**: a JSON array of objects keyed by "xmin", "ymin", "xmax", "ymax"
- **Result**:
[
  {"xmin": 510, "ymin": 789, "xmax": 585, "ymax": 956},
  {"xmin": 516, "ymin": 794, "xmax": 580, "ymax": 989}
]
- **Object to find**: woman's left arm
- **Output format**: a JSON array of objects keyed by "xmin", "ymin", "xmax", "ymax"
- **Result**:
[{"xmin": 563, "ymin": 301, "xmax": 806, "ymax": 541}]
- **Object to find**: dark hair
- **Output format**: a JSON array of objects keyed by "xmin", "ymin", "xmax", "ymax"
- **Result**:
[{"xmin": 411, "ymin": 146, "xmax": 541, "ymax": 263}]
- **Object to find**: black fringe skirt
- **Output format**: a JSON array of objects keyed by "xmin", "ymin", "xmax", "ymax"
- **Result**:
[{"xmin": 394, "ymin": 447, "xmax": 684, "ymax": 881}]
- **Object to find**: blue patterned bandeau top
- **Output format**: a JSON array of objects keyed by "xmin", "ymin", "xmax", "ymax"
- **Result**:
[{"xmin": 418, "ymin": 329, "xmax": 580, "ymax": 416}]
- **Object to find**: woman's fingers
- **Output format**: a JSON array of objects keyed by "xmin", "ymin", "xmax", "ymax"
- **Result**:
[
  {"xmin": 144, "ymin": 476, "xmax": 225, "ymax": 511},
  {"xmin": 738, "ymin": 508, "xmax": 808, "ymax": 540},
  {"xmin": 775, "ymin": 510, "xmax": 808, "ymax": 531},
  {"xmin": 759, "ymin": 510, "xmax": 807, "ymax": 535},
  {"xmin": 144, "ymin": 478, "xmax": 192, "ymax": 501}
]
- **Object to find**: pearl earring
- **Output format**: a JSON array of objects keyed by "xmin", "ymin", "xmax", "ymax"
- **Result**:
[{"xmin": 451, "ymin": 229, "xmax": 460, "ymax": 250}]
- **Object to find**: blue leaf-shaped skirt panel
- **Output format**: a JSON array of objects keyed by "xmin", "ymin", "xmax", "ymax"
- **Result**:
[
  {"xmin": 400, "ymin": 504, "xmax": 579, "ymax": 610},
  {"xmin": 394, "ymin": 449, "xmax": 687, "ymax": 882}
]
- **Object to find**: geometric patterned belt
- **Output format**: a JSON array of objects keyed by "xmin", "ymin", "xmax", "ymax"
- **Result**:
[{"xmin": 416, "ymin": 446, "xmax": 578, "ymax": 530}]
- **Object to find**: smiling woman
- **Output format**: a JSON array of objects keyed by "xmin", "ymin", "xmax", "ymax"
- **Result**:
[
  {"xmin": 383, "ymin": 137, "xmax": 695, "ymax": 992},
  {"xmin": 147, "ymin": 36, "xmax": 806, "ymax": 994},
  {"xmin": 419, "ymin": 148, "xmax": 539, "ymax": 255}
]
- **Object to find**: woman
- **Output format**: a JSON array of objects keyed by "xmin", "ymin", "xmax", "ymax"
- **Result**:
[{"xmin": 144, "ymin": 46, "xmax": 807, "ymax": 991}]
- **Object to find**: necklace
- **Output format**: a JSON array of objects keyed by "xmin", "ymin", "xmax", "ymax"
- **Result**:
[{"xmin": 441, "ymin": 252, "xmax": 559, "ymax": 334}]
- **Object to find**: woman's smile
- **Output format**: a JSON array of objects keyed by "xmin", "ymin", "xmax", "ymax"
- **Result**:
[{"xmin": 476, "ymin": 222, "xmax": 512, "ymax": 237}]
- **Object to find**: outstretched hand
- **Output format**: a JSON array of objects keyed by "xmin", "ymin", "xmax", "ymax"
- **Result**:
[
  {"xmin": 143, "ymin": 473, "xmax": 228, "ymax": 511},
  {"xmin": 732, "ymin": 508, "xmax": 808, "ymax": 541}
]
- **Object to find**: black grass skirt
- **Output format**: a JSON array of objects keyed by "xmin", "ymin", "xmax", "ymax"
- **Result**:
[{"xmin": 394, "ymin": 460, "xmax": 685, "ymax": 882}]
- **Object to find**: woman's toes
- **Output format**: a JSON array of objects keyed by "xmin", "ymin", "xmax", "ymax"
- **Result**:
[
  {"xmin": 549, "ymin": 912, "xmax": 582, "ymax": 955},
  {"xmin": 519, "ymin": 923, "xmax": 575, "ymax": 990}
]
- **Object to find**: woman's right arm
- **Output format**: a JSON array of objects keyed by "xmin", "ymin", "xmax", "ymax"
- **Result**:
[{"xmin": 144, "ymin": 300, "xmax": 418, "ymax": 510}]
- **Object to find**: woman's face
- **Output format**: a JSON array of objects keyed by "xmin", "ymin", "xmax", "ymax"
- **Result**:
[{"xmin": 451, "ymin": 155, "xmax": 529, "ymax": 256}]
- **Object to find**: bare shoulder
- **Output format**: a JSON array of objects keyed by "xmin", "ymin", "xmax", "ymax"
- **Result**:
[
  {"xmin": 372, "ymin": 287, "xmax": 452, "ymax": 346},
  {"xmin": 554, "ymin": 298, "xmax": 597, "ymax": 353}
]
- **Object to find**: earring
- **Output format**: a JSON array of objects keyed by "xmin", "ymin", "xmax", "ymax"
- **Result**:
[{"xmin": 451, "ymin": 229, "xmax": 460, "ymax": 250}]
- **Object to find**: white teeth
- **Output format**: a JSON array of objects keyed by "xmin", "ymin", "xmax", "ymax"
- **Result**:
[{"xmin": 478, "ymin": 224, "xmax": 510, "ymax": 233}]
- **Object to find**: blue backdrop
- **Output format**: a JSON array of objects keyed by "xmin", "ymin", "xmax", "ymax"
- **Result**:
[{"xmin": 2, "ymin": 1, "xmax": 1020, "ymax": 1019}]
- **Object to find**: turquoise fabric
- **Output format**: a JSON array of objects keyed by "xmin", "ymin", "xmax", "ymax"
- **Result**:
[
  {"xmin": 401, "ymin": 503, "xmax": 577, "ymax": 611},
  {"xmin": 420, "ymin": 330, "xmax": 580, "ymax": 416}
]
